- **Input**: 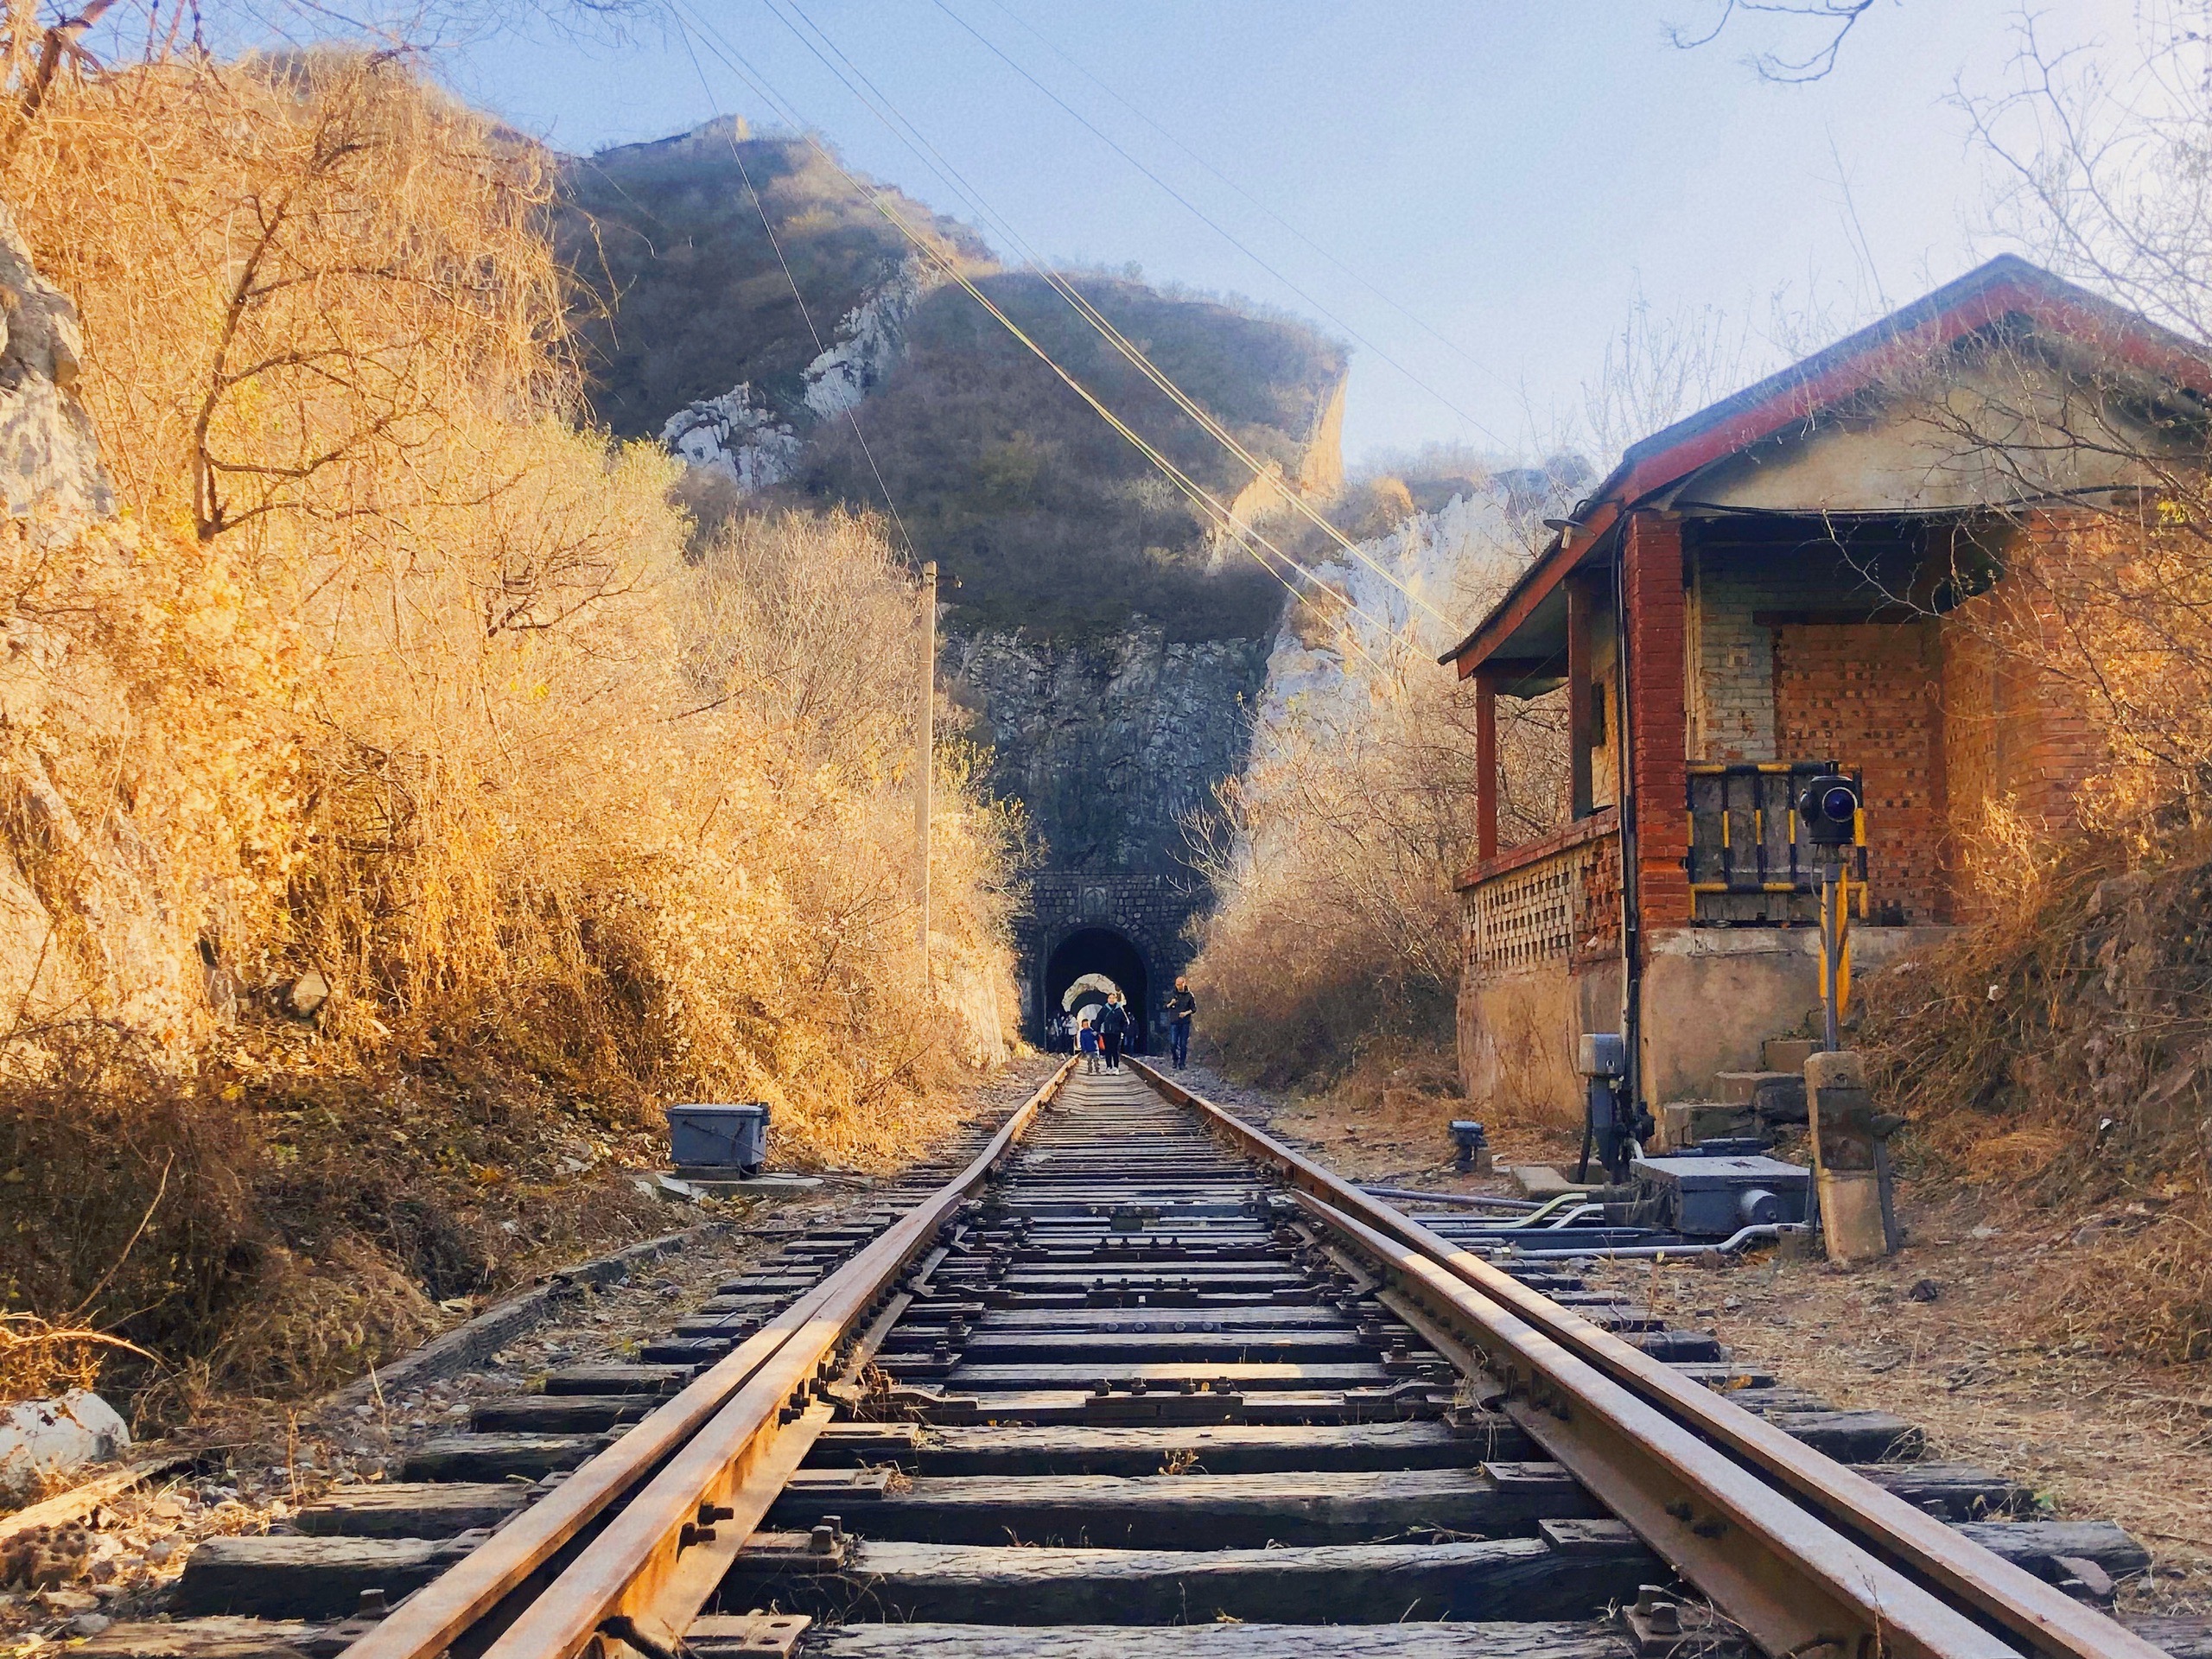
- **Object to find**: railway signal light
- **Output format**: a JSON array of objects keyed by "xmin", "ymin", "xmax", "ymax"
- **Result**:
[
  {"xmin": 1796, "ymin": 772, "xmax": 1862, "ymax": 847},
  {"xmin": 1796, "ymin": 772, "xmax": 1866, "ymax": 1052}
]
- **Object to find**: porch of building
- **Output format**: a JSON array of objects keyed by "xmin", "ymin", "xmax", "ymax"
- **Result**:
[
  {"xmin": 1452, "ymin": 510, "xmax": 1996, "ymax": 1111},
  {"xmin": 1442, "ymin": 253, "xmax": 2212, "ymax": 1120}
]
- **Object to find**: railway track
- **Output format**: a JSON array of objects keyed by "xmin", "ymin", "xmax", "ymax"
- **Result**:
[{"xmin": 85, "ymin": 1058, "xmax": 2204, "ymax": 1659}]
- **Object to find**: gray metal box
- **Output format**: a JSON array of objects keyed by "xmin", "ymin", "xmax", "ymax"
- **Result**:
[
  {"xmin": 1577, "ymin": 1032, "xmax": 1628, "ymax": 1078},
  {"xmin": 667, "ymin": 1103, "xmax": 769, "ymax": 1172},
  {"xmin": 1631, "ymin": 1154, "xmax": 1810, "ymax": 1236}
]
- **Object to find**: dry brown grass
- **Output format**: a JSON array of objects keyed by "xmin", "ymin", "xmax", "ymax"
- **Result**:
[
  {"xmin": 0, "ymin": 1314, "xmax": 141, "ymax": 1404},
  {"xmin": 1859, "ymin": 826, "xmax": 2212, "ymax": 1363},
  {"xmin": 0, "ymin": 43, "xmax": 1020, "ymax": 1410}
]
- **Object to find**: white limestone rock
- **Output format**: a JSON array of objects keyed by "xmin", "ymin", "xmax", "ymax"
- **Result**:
[
  {"xmin": 802, "ymin": 259, "xmax": 922, "ymax": 421},
  {"xmin": 0, "ymin": 1390, "xmax": 131, "ymax": 1498},
  {"xmin": 0, "ymin": 199, "xmax": 111, "ymax": 522},
  {"xmin": 660, "ymin": 383, "xmax": 803, "ymax": 494}
]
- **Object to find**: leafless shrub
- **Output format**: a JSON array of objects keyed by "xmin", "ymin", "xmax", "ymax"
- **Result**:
[{"xmin": 0, "ymin": 45, "xmax": 1019, "ymax": 1404}]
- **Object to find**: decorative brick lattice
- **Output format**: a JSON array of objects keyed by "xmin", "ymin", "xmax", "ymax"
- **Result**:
[{"xmin": 1463, "ymin": 823, "xmax": 1621, "ymax": 979}]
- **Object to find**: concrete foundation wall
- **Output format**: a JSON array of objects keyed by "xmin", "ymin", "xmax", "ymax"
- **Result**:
[
  {"xmin": 1640, "ymin": 924, "xmax": 1950, "ymax": 1101},
  {"xmin": 1459, "ymin": 957, "xmax": 1623, "ymax": 1129}
]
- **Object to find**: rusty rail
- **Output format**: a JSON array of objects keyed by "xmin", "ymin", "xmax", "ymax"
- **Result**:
[
  {"xmin": 341, "ymin": 1056, "xmax": 1077, "ymax": 1659},
  {"xmin": 1128, "ymin": 1057, "xmax": 2162, "ymax": 1659}
]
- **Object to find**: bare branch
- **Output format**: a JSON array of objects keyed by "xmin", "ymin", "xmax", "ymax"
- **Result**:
[{"xmin": 1667, "ymin": 0, "xmax": 1878, "ymax": 83}]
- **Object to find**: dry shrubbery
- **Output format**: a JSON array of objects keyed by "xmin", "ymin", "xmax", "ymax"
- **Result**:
[
  {"xmin": 1860, "ymin": 835, "xmax": 2212, "ymax": 1362},
  {"xmin": 1188, "ymin": 480, "xmax": 1567, "ymax": 1091},
  {"xmin": 1849, "ymin": 18, "xmax": 2212, "ymax": 1363},
  {"xmin": 0, "ymin": 44, "xmax": 1017, "ymax": 1408},
  {"xmin": 1856, "ymin": 458, "xmax": 2212, "ymax": 1370},
  {"xmin": 1189, "ymin": 660, "xmax": 1560, "ymax": 1088}
]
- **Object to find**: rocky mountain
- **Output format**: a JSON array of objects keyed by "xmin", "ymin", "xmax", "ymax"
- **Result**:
[
  {"xmin": 556, "ymin": 123, "xmax": 1345, "ymax": 641},
  {"xmin": 557, "ymin": 123, "xmax": 1353, "ymax": 1033}
]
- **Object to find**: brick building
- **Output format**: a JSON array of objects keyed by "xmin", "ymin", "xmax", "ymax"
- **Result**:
[{"xmin": 1442, "ymin": 257, "xmax": 2208, "ymax": 1118}]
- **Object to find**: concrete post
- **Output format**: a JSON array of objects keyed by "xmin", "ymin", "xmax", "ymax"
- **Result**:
[{"xmin": 1804, "ymin": 1050, "xmax": 1897, "ymax": 1264}]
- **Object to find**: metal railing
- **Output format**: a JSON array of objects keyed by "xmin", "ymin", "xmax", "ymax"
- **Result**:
[{"xmin": 1686, "ymin": 760, "xmax": 1867, "ymax": 925}]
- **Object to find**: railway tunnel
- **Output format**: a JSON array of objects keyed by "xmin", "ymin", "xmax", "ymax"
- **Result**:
[{"xmin": 1040, "ymin": 925, "xmax": 1151, "ymax": 1052}]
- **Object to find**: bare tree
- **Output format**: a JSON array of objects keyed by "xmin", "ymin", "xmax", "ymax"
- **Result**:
[{"xmin": 1667, "ymin": 0, "xmax": 1882, "ymax": 82}]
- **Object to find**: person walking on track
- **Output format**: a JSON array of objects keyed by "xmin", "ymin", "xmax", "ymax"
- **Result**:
[
  {"xmin": 1165, "ymin": 976, "xmax": 1197, "ymax": 1069},
  {"xmin": 1095, "ymin": 991, "xmax": 1128, "ymax": 1071},
  {"xmin": 1077, "ymin": 1011, "xmax": 1101, "ymax": 1073}
]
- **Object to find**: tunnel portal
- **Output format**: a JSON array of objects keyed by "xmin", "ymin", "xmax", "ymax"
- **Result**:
[{"xmin": 1043, "ymin": 927, "xmax": 1151, "ymax": 1054}]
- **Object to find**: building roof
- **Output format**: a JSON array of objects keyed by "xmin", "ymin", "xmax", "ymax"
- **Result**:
[{"xmin": 1440, "ymin": 254, "xmax": 2212, "ymax": 674}]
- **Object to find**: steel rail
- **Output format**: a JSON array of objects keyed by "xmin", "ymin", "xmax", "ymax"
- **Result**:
[
  {"xmin": 1129, "ymin": 1058, "xmax": 2161, "ymax": 1659},
  {"xmin": 343, "ymin": 1057, "xmax": 1077, "ymax": 1659},
  {"xmin": 474, "ymin": 1056, "xmax": 1078, "ymax": 1659},
  {"xmin": 1303, "ymin": 1191, "xmax": 2010, "ymax": 1659}
]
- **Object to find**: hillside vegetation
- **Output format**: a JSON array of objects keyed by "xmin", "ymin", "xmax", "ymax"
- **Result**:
[
  {"xmin": 793, "ymin": 272, "xmax": 1345, "ymax": 639},
  {"xmin": 1187, "ymin": 462, "xmax": 1576, "ymax": 1091},
  {"xmin": 556, "ymin": 130, "xmax": 1348, "ymax": 640},
  {"xmin": 558, "ymin": 122, "xmax": 988, "ymax": 439},
  {"xmin": 0, "ymin": 52, "xmax": 1017, "ymax": 1413}
]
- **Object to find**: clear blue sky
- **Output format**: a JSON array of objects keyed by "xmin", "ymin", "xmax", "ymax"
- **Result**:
[{"xmin": 432, "ymin": 0, "xmax": 2132, "ymax": 465}]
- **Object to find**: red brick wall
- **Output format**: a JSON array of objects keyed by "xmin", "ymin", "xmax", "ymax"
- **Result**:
[
  {"xmin": 1623, "ymin": 512, "xmax": 1691, "ymax": 928},
  {"xmin": 1573, "ymin": 825, "xmax": 1624, "ymax": 969},
  {"xmin": 1940, "ymin": 566, "xmax": 2106, "ymax": 916},
  {"xmin": 1774, "ymin": 620, "xmax": 1948, "ymax": 923}
]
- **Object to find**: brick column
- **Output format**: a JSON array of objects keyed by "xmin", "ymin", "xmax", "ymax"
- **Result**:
[
  {"xmin": 1624, "ymin": 512, "xmax": 1691, "ymax": 930},
  {"xmin": 1567, "ymin": 576, "xmax": 1595, "ymax": 819},
  {"xmin": 1474, "ymin": 670, "xmax": 1498, "ymax": 861}
]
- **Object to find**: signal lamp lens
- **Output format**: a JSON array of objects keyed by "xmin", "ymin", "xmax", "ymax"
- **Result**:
[{"xmin": 1822, "ymin": 786, "xmax": 1858, "ymax": 823}]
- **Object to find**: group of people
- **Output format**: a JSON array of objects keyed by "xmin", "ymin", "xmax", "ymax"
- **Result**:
[{"xmin": 1055, "ymin": 977, "xmax": 1198, "ymax": 1072}]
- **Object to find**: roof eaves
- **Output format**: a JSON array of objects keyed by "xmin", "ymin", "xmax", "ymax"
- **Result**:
[{"xmin": 1440, "ymin": 256, "xmax": 2212, "ymax": 671}]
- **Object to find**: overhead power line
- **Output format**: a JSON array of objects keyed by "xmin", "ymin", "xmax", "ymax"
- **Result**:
[
  {"xmin": 929, "ymin": 0, "xmax": 1515, "ymax": 451},
  {"xmin": 664, "ymin": 0, "xmax": 1403, "ymax": 676},
  {"xmin": 672, "ymin": 25, "xmax": 918, "ymax": 557},
  {"xmin": 971, "ymin": 0, "xmax": 1526, "ymax": 404},
  {"xmin": 750, "ymin": 0, "xmax": 1454, "ymax": 632}
]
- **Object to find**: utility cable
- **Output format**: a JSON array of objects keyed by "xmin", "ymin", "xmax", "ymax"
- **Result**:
[
  {"xmin": 673, "ymin": 24, "xmax": 918, "ymax": 558},
  {"xmin": 972, "ymin": 0, "xmax": 1522, "ymax": 401},
  {"xmin": 668, "ymin": 0, "xmax": 1402, "ymax": 674},
  {"xmin": 753, "ymin": 0, "xmax": 1455, "ymax": 633},
  {"xmin": 929, "ymin": 0, "xmax": 1514, "ymax": 451}
]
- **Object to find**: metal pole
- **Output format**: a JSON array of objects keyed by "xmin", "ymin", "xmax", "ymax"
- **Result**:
[
  {"xmin": 1821, "ymin": 855, "xmax": 1841, "ymax": 1052},
  {"xmin": 916, "ymin": 561, "xmax": 937, "ymax": 978}
]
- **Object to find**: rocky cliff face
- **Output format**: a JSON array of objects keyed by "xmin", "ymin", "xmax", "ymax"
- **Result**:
[
  {"xmin": 0, "ymin": 201, "xmax": 207, "ymax": 1055},
  {"xmin": 0, "ymin": 202, "xmax": 107, "ymax": 521},
  {"xmin": 949, "ymin": 625, "xmax": 1274, "ymax": 1032},
  {"xmin": 950, "ymin": 627, "xmax": 1271, "ymax": 875}
]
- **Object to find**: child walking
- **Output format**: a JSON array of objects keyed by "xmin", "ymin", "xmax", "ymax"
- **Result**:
[{"xmin": 1078, "ymin": 1013, "xmax": 1101, "ymax": 1074}]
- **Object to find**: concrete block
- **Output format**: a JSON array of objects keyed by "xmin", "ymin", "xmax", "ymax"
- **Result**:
[
  {"xmin": 1715, "ymin": 1071, "xmax": 1808, "ymax": 1122},
  {"xmin": 668, "ymin": 1171, "xmax": 825, "ymax": 1197},
  {"xmin": 1763, "ymin": 1037, "xmax": 1820, "ymax": 1073},
  {"xmin": 1657, "ymin": 1101, "xmax": 1756, "ymax": 1150},
  {"xmin": 1804, "ymin": 1049, "xmax": 1866, "ymax": 1091},
  {"xmin": 1509, "ymin": 1166, "xmax": 1605, "ymax": 1198},
  {"xmin": 1805, "ymin": 1049, "xmax": 1893, "ymax": 1263}
]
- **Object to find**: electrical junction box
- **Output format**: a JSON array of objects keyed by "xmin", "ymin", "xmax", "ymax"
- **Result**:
[
  {"xmin": 667, "ymin": 1103, "xmax": 770, "ymax": 1174},
  {"xmin": 1577, "ymin": 1033, "xmax": 1628, "ymax": 1078},
  {"xmin": 1630, "ymin": 1154, "xmax": 1811, "ymax": 1236}
]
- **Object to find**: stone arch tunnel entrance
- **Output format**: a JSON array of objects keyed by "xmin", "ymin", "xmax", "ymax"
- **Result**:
[{"xmin": 1043, "ymin": 927, "xmax": 1151, "ymax": 1054}]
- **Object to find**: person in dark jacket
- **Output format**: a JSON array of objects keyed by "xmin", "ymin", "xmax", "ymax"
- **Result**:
[
  {"xmin": 1164, "ymin": 977, "xmax": 1197, "ymax": 1069},
  {"xmin": 1095, "ymin": 992, "xmax": 1129, "ymax": 1071}
]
